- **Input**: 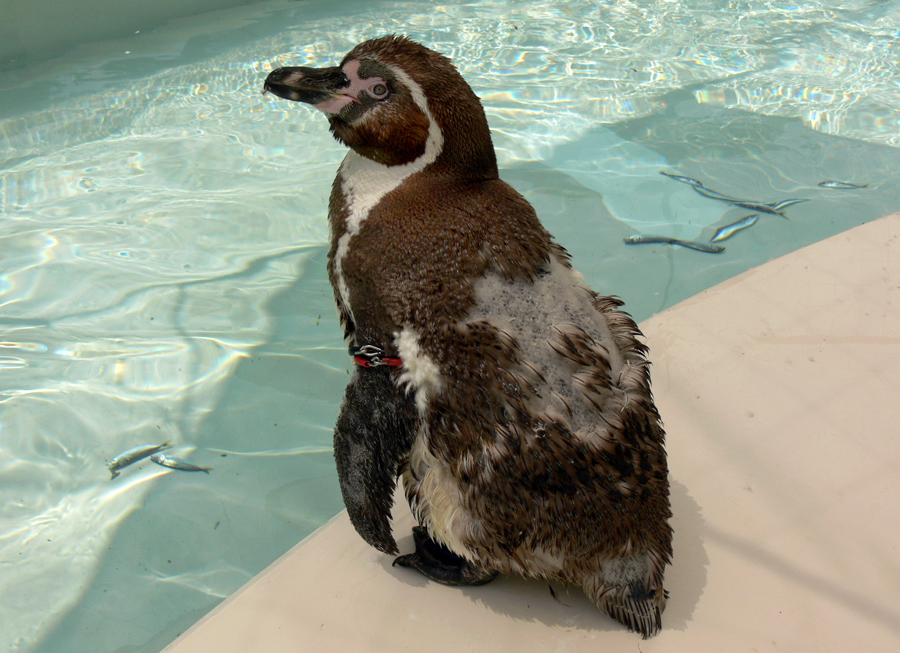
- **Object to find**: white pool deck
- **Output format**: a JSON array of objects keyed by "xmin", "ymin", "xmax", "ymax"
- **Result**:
[{"xmin": 163, "ymin": 213, "xmax": 900, "ymax": 652}]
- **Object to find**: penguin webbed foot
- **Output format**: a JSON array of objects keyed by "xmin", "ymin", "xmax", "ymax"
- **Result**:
[{"xmin": 393, "ymin": 526, "xmax": 498, "ymax": 587}]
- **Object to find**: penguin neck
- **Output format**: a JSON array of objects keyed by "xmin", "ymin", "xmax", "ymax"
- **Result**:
[
  {"xmin": 338, "ymin": 149, "xmax": 429, "ymax": 226},
  {"xmin": 335, "ymin": 59, "xmax": 444, "ymax": 233}
]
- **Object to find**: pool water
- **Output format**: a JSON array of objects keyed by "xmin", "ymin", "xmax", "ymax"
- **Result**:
[{"xmin": 1, "ymin": 0, "xmax": 898, "ymax": 651}]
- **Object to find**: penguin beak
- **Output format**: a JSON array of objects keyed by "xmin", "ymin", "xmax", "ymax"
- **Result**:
[{"xmin": 263, "ymin": 66, "xmax": 357, "ymax": 114}]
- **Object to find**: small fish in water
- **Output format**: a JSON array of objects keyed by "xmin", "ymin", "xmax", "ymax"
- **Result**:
[
  {"xmin": 725, "ymin": 200, "xmax": 783, "ymax": 215},
  {"xmin": 150, "ymin": 452, "xmax": 211, "ymax": 474},
  {"xmin": 692, "ymin": 185, "xmax": 807, "ymax": 217},
  {"xmin": 729, "ymin": 198, "xmax": 808, "ymax": 216},
  {"xmin": 818, "ymin": 180, "xmax": 868, "ymax": 189},
  {"xmin": 691, "ymin": 184, "xmax": 742, "ymax": 202},
  {"xmin": 659, "ymin": 170, "xmax": 704, "ymax": 187},
  {"xmin": 108, "ymin": 442, "xmax": 170, "ymax": 479},
  {"xmin": 710, "ymin": 214, "xmax": 759, "ymax": 243},
  {"xmin": 624, "ymin": 234, "xmax": 725, "ymax": 253},
  {"xmin": 768, "ymin": 198, "xmax": 809, "ymax": 211}
]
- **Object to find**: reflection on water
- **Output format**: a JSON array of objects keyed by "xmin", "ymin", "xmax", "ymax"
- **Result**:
[{"xmin": 0, "ymin": 0, "xmax": 899, "ymax": 652}]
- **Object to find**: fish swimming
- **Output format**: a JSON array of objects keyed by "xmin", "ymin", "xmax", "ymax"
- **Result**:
[
  {"xmin": 692, "ymin": 185, "xmax": 807, "ymax": 217},
  {"xmin": 726, "ymin": 200, "xmax": 784, "ymax": 216},
  {"xmin": 691, "ymin": 185, "xmax": 738, "ymax": 202},
  {"xmin": 108, "ymin": 442, "xmax": 170, "ymax": 479},
  {"xmin": 729, "ymin": 198, "xmax": 808, "ymax": 216},
  {"xmin": 660, "ymin": 172, "xmax": 807, "ymax": 217},
  {"xmin": 710, "ymin": 214, "xmax": 759, "ymax": 243},
  {"xmin": 659, "ymin": 171, "xmax": 703, "ymax": 187},
  {"xmin": 818, "ymin": 180, "xmax": 868, "ymax": 189},
  {"xmin": 624, "ymin": 234, "xmax": 725, "ymax": 253},
  {"xmin": 150, "ymin": 453, "xmax": 211, "ymax": 473},
  {"xmin": 768, "ymin": 199, "xmax": 809, "ymax": 211}
]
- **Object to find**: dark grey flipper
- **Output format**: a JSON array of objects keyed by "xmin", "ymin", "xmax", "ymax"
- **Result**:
[
  {"xmin": 393, "ymin": 526, "xmax": 499, "ymax": 586},
  {"xmin": 333, "ymin": 366, "xmax": 417, "ymax": 555}
]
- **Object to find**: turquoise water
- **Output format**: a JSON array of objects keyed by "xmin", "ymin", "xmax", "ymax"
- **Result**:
[{"xmin": 1, "ymin": 0, "xmax": 899, "ymax": 651}]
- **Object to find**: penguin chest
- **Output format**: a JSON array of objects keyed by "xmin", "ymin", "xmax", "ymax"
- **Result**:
[
  {"xmin": 329, "ymin": 151, "xmax": 412, "ymax": 325},
  {"xmin": 329, "ymin": 99, "xmax": 444, "ymax": 324}
]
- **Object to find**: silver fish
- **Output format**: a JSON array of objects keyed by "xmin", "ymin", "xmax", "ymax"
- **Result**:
[
  {"xmin": 693, "ymin": 185, "xmax": 807, "ymax": 216},
  {"xmin": 624, "ymin": 234, "xmax": 725, "ymax": 253},
  {"xmin": 691, "ymin": 184, "xmax": 740, "ymax": 202},
  {"xmin": 710, "ymin": 214, "xmax": 758, "ymax": 243},
  {"xmin": 768, "ymin": 198, "xmax": 809, "ymax": 211},
  {"xmin": 150, "ymin": 452, "xmax": 211, "ymax": 474},
  {"xmin": 728, "ymin": 200, "xmax": 784, "ymax": 215},
  {"xmin": 108, "ymin": 441, "xmax": 170, "ymax": 479},
  {"xmin": 818, "ymin": 180, "xmax": 868, "ymax": 189},
  {"xmin": 659, "ymin": 170, "xmax": 704, "ymax": 187},
  {"xmin": 730, "ymin": 198, "xmax": 810, "ymax": 216}
]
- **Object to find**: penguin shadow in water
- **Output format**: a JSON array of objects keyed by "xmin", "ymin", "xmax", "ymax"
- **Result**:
[{"xmin": 380, "ymin": 480, "xmax": 708, "ymax": 634}]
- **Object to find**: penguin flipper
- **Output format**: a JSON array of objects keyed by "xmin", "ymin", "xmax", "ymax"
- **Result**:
[
  {"xmin": 393, "ymin": 526, "xmax": 498, "ymax": 586},
  {"xmin": 333, "ymin": 366, "xmax": 416, "ymax": 555}
]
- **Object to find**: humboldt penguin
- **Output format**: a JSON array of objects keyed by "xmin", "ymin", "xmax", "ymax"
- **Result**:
[{"xmin": 263, "ymin": 35, "xmax": 673, "ymax": 638}]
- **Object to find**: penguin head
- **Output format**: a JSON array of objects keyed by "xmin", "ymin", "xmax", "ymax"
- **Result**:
[{"xmin": 263, "ymin": 35, "xmax": 497, "ymax": 176}]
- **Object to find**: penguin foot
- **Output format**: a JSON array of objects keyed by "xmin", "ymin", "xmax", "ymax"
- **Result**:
[{"xmin": 393, "ymin": 526, "xmax": 498, "ymax": 586}]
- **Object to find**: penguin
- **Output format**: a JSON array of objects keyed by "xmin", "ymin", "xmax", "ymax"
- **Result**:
[{"xmin": 263, "ymin": 35, "xmax": 673, "ymax": 638}]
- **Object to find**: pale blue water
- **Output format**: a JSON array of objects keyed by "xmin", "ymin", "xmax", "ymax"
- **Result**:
[{"xmin": 1, "ymin": 0, "xmax": 899, "ymax": 651}]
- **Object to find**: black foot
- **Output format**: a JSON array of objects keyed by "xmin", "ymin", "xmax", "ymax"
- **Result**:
[{"xmin": 393, "ymin": 527, "xmax": 498, "ymax": 586}]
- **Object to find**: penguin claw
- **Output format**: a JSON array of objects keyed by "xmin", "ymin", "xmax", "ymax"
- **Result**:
[{"xmin": 393, "ymin": 527, "xmax": 498, "ymax": 587}]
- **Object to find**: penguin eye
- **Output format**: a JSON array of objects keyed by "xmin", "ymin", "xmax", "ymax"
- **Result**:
[{"xmin": 368, "ymin": 82, "xmax": 389, "ymax": 99}]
